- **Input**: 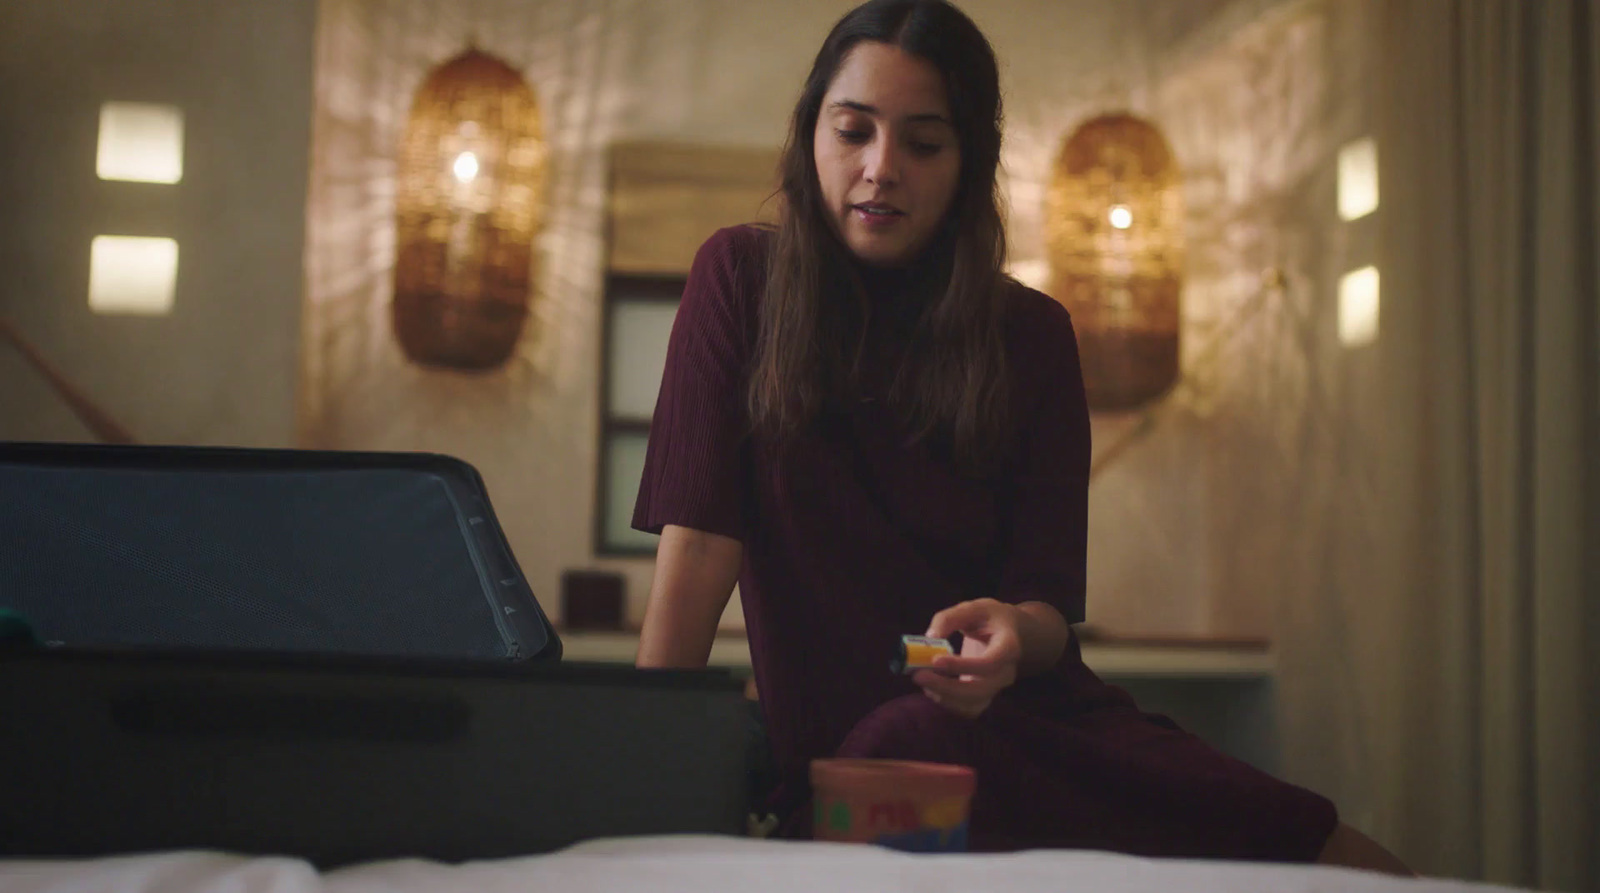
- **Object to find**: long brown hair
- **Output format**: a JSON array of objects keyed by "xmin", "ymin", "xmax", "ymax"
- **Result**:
[{"xmin": 749, "ymin": 0, "xmax": 1012, "ymax": 474}]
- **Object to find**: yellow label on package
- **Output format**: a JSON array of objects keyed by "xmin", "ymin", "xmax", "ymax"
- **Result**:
[{"xmin": 891, "ymin": 634, "xmax": 954, "ymax": 674}]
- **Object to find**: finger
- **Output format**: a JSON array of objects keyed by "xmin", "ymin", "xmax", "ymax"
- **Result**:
[
  {"xmin": 934, "ymin": 627, "xmax": 1020, "ymax": 671},
  {"xmin": 925, "ymin": 667, "xmax": 1015, "ymax": 701},
  {"xmin": 914, "ymin": 668, "xmax": 1002, "ymax": 701},
  {"xmin": 926, "ymin": 600, "xmax": 995, "ymax": 639},
  {"xmin": 911, "ymin": 669, "xmax": 956, "ymax": 691},
  {"xmin": 937, "ymin": 629, "xmax": 1013, "ymax": 665},
  {"xmin": 912, "ymin": 669, "xmax": 964, "ymax": 697},
  {"xmin": 931, "ymin": 653, "xmax": 1003, "ymax": 677}
]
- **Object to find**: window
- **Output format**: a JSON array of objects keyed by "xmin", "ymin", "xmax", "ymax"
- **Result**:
[
  {"xmin": 594, "ymin": 141, "xmax": 777, "ymax": 555},
  {"xmin": 595, "ymin": 275, "xmax": 682, "ymax": 555}
]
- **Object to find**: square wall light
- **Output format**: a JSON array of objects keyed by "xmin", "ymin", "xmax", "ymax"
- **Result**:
[
  {"xmin": 1338, "ymin": 265, "xmax": 1380, "ymax": 347},
  {"xmin": 97, "ymin": 102, "xmax": 184, "ymax": 184},
  {"xmin": 89, "ymin": 235, "xmax": 179, "ymax": 315}
]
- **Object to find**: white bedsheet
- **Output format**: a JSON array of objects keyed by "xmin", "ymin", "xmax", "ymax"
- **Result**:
[{"xmin": 0, "ymin": 836, "xmax": 1528, "ymax": 893}]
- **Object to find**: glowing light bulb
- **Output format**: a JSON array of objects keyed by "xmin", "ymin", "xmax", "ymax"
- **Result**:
[
  {"xmin": 453, "ymin": 151, "xmax": 479, "ymax": 183},
  {"xmin": 1108, "ymin": 205, "xmax": 1133, "ymax": 229}
]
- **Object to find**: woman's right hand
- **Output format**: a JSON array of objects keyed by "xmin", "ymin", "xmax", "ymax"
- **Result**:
[{"xmin": 635, "ymin": 524, "xmax": 742, "ymax": 668}]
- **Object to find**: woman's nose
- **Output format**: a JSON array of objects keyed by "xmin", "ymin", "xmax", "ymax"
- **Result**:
[{"xmin": 863, "ymin": 136, "xmax": 900, "ymax": 187}]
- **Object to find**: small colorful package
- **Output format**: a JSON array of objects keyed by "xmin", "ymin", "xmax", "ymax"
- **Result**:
[{"xmin": 810, "ymin": 758, "xmax": 976, "ymax": 852}]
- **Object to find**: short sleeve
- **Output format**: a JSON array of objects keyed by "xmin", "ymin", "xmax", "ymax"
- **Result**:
[
  {"xmin": 630, "ymin": 227, "xmax": 761, "ymax": 541},
  {"xmin": 997, "ymin": 294, "xmax": 1092, "ymax": 624}
]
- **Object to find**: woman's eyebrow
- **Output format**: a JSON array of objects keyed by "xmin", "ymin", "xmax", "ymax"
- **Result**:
[{"xmin": 827, "ymin": 99, "xmax": 951, "ymax": 125}]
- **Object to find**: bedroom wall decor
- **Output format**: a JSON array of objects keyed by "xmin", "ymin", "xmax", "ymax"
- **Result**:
[
  {"xmin": 391, "ymin": 47, "xmax": 546, "ymax": 372},
  {"xmin": 1046, "ymin": 113, "xmax": 1184, "ymax": 412}
]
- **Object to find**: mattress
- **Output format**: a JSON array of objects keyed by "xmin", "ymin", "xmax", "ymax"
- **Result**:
[{"xmin": 0, "ymin": 835, "xmax": 1528, "ymax": 893}]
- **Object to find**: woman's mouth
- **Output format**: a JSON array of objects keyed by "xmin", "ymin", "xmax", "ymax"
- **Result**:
[{"xmin": 852, "ymin": 203, "xmax": 905, "ymax": 228}]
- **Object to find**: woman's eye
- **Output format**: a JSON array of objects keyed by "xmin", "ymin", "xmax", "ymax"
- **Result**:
[
  {"xmin": 910, "ymin": 142, "xmax": 944, "ymax": 157},
  {"xmin": 835, "ymin": 129, "xmax": 870, "ymax": 144}
]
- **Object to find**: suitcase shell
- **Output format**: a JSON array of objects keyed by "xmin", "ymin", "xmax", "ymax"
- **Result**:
[
  {"xmin": 0, "ymin": 646, "xmax": 748, "ymax": 865},
  {"xmin": 0, "ymin": 441, "xmax": 560, "ymax": 663}
]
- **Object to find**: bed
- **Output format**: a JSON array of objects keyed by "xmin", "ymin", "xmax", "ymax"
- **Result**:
[{"xmin": 0, "ymin": 836, "xmax": 1528, "ymax": 893}]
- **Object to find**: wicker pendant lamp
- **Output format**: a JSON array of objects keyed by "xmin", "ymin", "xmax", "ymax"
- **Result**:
[
  {"xmin": 1046, "ymin": 113, "xmax": 1184, "ymax": 411},
  {"xmin": 392, "ymin": 47, "xmax": 545, "ymax": 372}
]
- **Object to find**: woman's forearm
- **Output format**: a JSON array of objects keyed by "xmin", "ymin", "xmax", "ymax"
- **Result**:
[{"xmin": 635, "ymin": 524, "xmax": 743, "ymax": 668}]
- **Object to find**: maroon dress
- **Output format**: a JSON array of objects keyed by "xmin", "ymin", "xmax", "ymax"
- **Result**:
[{"xmin": 632, "ymin": 225, "xmax": 1337, "ymax": 861}]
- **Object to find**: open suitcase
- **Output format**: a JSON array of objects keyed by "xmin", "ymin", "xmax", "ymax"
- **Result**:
[
  {"xmin": 0, "ymin": 442, "xmax": 750, "ymax": 866},
  {"xmin": 0, "ymin": 441, "xmax": 559, "ymax": 662}
]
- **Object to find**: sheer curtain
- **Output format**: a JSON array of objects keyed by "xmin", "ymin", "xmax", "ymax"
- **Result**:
[{"xmin": 1366, "ymin": 0, "xmax": 1598, "ymax": 887}]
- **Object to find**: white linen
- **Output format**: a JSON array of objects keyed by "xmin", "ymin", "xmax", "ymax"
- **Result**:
[{"xmin": 0, "ymin": 836, "xmax": 1531, "ymax": 893}]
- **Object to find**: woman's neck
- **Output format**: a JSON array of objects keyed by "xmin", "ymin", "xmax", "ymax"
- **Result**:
[
  {"xmin": 848, "ymin": 246, "xmax": 949, "ymax": 330},
  {"xmin": 850, "ymin": 256, "xmax": 916, "ymax": 295}
]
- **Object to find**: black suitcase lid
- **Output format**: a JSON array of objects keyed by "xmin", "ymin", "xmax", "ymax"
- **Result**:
[{"xmin": 0, "ymin": 441, "xmax": 561, "ymax": 663}]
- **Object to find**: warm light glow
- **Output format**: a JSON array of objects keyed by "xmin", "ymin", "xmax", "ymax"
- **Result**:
[
  {"xmin": 1338, "ymin": 265, "xmax": 1380, "ymax": 347},
  {"xmin": 1108, "ymin": 204, "xmax": 1133, "ymax": 229},
  {"xmin": 96, "ymin": 102, "xmax": 184, "ymax": 184},
  {"xmin": 88, "ymin": 236, "xmax": 179, "ymax": 315},
  {"xmin": 452, "ymin": 151, "xmax": 479, "ymax": 183},
  {"xmin": 1338, "ymin": 137, "xmax": 1378, "ymax": 221},
  {"xmin": 1006, "ymin": 258, "xmax": 1050, "ymax": 291}
]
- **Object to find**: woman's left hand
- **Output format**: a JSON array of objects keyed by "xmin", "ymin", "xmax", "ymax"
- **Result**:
[{"xmin": 912, "ymin": 598, "xmax": 1023, "ymax": 719}]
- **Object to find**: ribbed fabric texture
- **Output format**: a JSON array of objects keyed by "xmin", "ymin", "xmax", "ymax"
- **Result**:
[{"xmin": 634, "ymin": 226, "xmax": 1337, "ymax": 861}]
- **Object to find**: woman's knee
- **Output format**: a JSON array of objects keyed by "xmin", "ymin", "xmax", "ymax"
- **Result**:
[{"xmin": 836, "ymin": 693, "xmax": 974, "ymax": 764}]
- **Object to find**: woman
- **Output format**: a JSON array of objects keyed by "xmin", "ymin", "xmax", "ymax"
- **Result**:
[{"xmin": 633, "ymin": 0, "xmax": 1409, "ymax": 874}]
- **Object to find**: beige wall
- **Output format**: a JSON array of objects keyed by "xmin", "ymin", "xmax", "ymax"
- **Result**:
[
  {"xmin": 0, "ymin": 0, "xmax": 1362, "ymax": 650},
  {"xmin": 302, "ymin": 0, "xmax": 1198, "ymax": 630},
  {"xmin": 1154, "ymin": 0, "xmax": 1388, "ymax": 825},
  {"xmin": 302, "ymin": 0, "xmax": 1371, "ymax": 641},
  {"xmin": 1091, "ymin": 0, "xmax": 1380, "ymax": 640},
  {"xmin": 0, "ymin": 0, "xmax": 316, "ymax": 447}
]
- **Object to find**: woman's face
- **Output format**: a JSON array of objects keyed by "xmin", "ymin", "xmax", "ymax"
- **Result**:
[{"xmin": 813, "ymin": 41, "xmax": 961, "ymax": 268}]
